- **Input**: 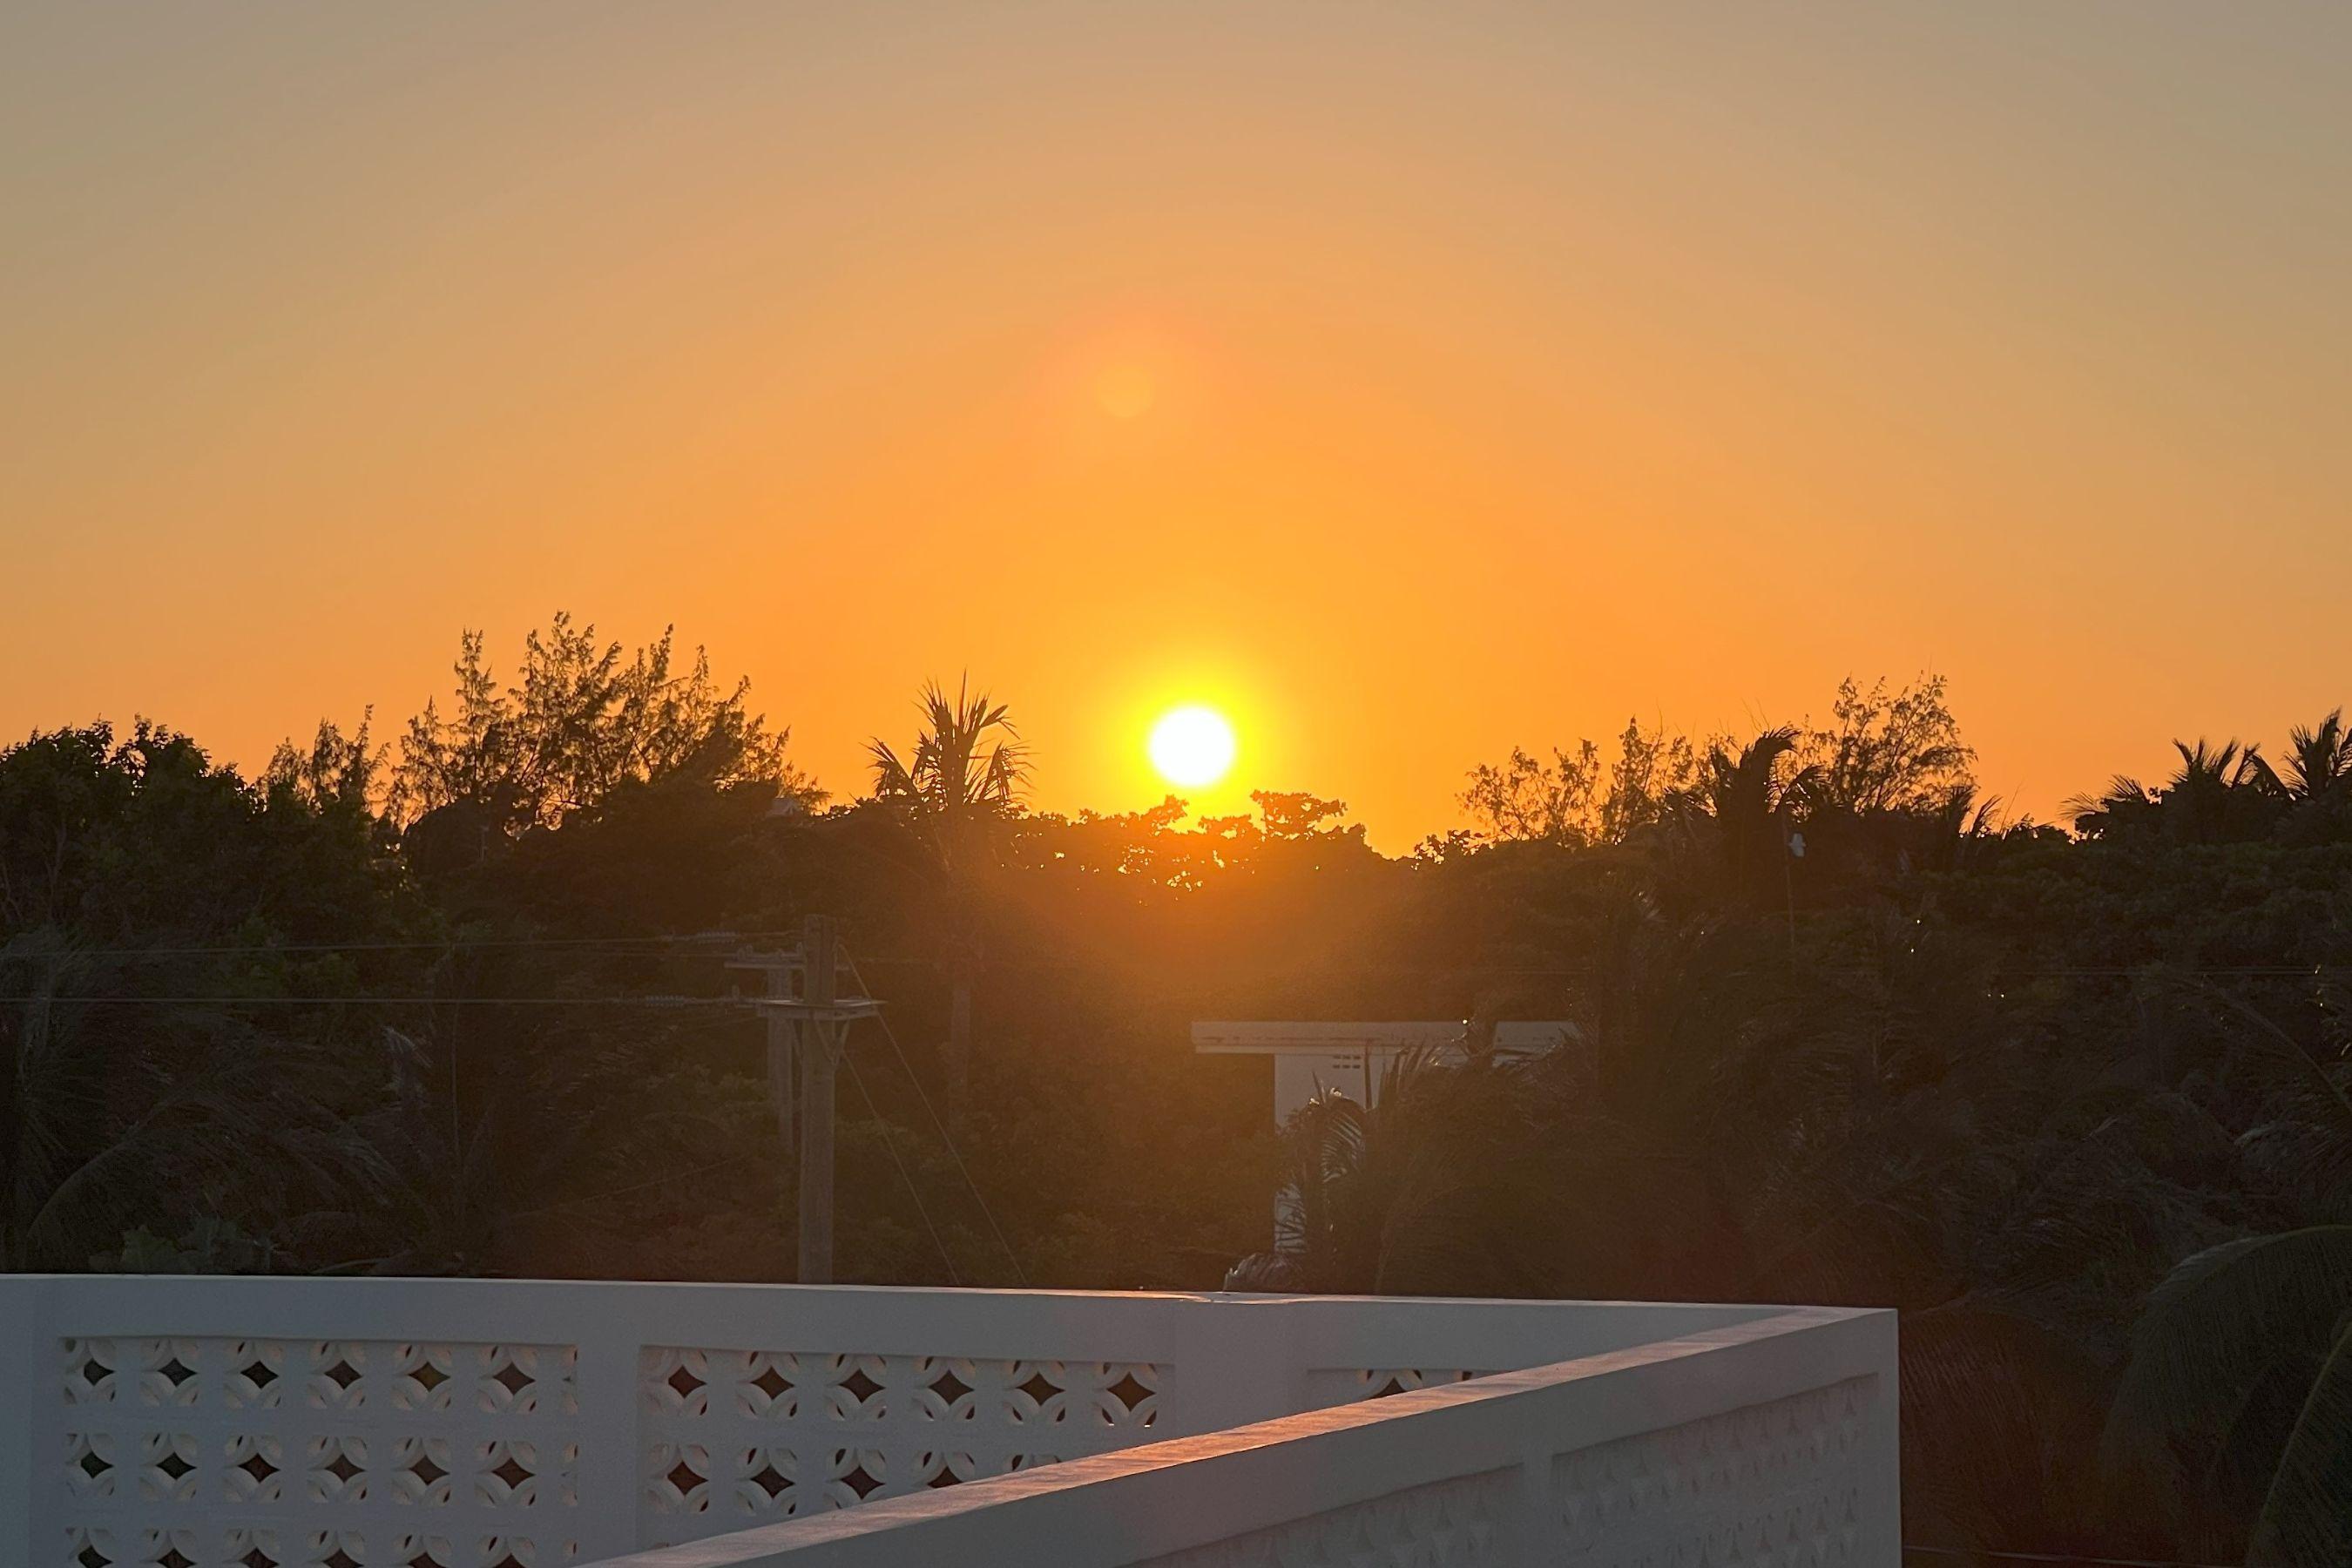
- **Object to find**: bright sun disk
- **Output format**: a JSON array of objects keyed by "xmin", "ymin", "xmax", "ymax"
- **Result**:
[{"xmin": 1148, "ymin": 706, "xmax": 1236, "ymax": 788}]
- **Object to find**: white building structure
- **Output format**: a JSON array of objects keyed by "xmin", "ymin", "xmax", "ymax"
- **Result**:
[
  {"xmin": 3, "ymin": 1274, "xmax": 1896, "ymax": 1568},
  {"xmin": 1193, "ymin": 1020, "xmax": 1579, "ymax": 1125}
]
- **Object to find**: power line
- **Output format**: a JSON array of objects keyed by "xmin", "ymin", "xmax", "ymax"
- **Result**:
[
  {"xmin": 54, "ymin": 931, "xmax": 778, "ymax": 960},
  {"xmin": 29, "ymin": 994, "xmax": 759, "ymax": 1006},
  {"xmin": 505, "ymin": 1153, "xmax": 763, "ymax": 1221},
  {"xmin": 844, "ymin": 950, "xmax": 1029, "ymax": 1288},
  {"xmin": 33, "ymin": 929, "xmax": 2352, "ymax": 982},
  {"xmin": 26, "ymin": 963, "xmax": 2352, "ymax": 1009},
  {"xmin": 839, "ymin": 1047, "xmax": 960, "ymax": 1287}
]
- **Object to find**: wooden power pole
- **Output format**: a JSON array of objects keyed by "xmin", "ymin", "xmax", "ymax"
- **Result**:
[
  {"xmin": 797, "ymin": 913, "xmax": 839, "ymax": 1283},
  {"xmin": 727, "ymin": 915, "xmax": 876, "ymax": 1284},
  {"xmin": 720, "ymin": 912, "xmax": 879, "ymax": 1279},
  {"xmin": 726, "ymin": 946, "xmax": 801, "ymax": 1156}
]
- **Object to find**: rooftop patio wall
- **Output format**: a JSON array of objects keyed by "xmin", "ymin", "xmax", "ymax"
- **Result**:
[{"xmin": 0, "ymin": 1275, "xmax": 1895, "ymax": 1568}]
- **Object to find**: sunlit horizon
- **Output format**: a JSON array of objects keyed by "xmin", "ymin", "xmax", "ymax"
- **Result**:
[
  {"xmin": 6, "ymin": 4, "xmax": 2349, "ymax": 846},
  {"xmin": 7, "ymin": 17, "xmax": 2351, "ymax": 1560}
]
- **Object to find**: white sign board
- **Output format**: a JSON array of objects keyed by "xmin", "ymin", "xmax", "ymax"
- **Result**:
[{"xmin": 1193, "ymin": 1020, "xmax": 1578, "ymax": 1127}]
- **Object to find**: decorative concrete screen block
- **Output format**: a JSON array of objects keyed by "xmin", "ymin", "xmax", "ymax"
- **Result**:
[
  {"xmin": 637, "ymin": 1348, "xmax": 1163, "ymax": 1548},
  {"xmin": 1136, "ymin": 1468, "xmax": 1513, "ymax": 1568},
  {"xmin": 1311, "ymin": 1366, "xmax": 1496, "ymax": 1403},
  {"xmin": 1, "ymin": 1279, "xmax": 1896, "ymax": 1567},
  {"xmin": 55, "ymin": 1336, "xmax": 581, "ymax": 1568},
  {"xmin": 1551, "ymin": 1375, "xmax": 1876, "ymax": 1568}
]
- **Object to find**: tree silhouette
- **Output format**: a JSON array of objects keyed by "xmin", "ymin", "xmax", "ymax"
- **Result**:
[
  {"xmin": 394, "ymin": 613, "xmax": 817, "ymax": 851},
  {"xmin": 1668, "ymin": 727, "xmax": 1819, "ymax": 909},
  {"xmin": 867, "ymin": 679, "xmax": 1026, "ymax": 1119}
]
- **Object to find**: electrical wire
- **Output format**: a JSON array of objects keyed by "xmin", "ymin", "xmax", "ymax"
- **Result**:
[
  {"xmin": 25, "ymin": 960, "xmax": 2352, "ymax": 1009},
  {"xmin": 30, "ymin": 994, "xmax": 761, "ymax": 1006},
  {"xmin": 504, "ymin": 1153, "xmax": 763, "ymax": 1221},
  {"xmin": 30, "ymin": 927, "xmax": 2352, "ymax": 983},
  {"xmin": 843, "ymin": 949, "xmax": 1029, "ymax": 1288},
  {"xmin": 53, "ymin": 931, "xmax": 780, "ymax": 960},
  {"xmin": 839, "ymin": 1045, "xmax": 961, "ymax": 1287}
]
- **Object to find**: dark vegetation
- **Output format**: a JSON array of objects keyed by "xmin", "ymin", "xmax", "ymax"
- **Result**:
[{"xmin": 5, "ymin": 620, "xmax": 2352, "ymax": 1565}]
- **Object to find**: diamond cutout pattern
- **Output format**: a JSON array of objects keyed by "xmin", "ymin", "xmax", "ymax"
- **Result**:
[
  {"xmin": 1106, "ymin": 1371, "xmax": 1152, "ymax": 1416},
  {"xmin": 57, "ymin": 1335, "xmax": 581, "ymax": 1567},
  {"xmin": 641, "ymin": 1346, "xmax": 1167, "ymax": 1545},
  {"xmin": 840, "ymin": 1453, "xmax": 884, "ymax": 1501},
  {"xmin": 44, "ymin": 1317, "xmax": 1877, "ymax": 1568}
]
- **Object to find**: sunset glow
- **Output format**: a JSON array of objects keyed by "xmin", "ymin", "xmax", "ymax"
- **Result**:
[
  {"xmin": 5, "ymin": 14, "xmax": 2349, "ymax": 1558},
  {"xmin": 3, "ymin": 8, "xmax": 2348, "ymax": 844}
]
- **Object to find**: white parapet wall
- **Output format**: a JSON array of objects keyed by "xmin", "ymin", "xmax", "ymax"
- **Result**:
[{"xmin": 0, "ymin": 1275, "xmax": 1897, "ymax": 1568}]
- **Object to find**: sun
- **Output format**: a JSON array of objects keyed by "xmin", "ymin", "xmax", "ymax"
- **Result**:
[
  {"xmin": 1148, "ymin": 705, "xmax": 1237, "ymax": 788},
  {"xmin": 1096, "ymin": 362, "xmax": 1155, "ymax": 419}
]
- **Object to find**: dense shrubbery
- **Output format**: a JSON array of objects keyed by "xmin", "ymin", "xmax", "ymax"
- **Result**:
[{"xmin": 6, "ymin": 625, "xmax": 2351, "ymax": 1564}]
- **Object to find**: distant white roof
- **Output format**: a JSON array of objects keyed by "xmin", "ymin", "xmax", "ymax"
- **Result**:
[
  {"xmin": 1193, "ymin": 1020, "xmax": 1580, "ymax": 1127},
  {"xmin": 1191, "ymin": 1020, "xmax": 1577, "ymax": 1055}
]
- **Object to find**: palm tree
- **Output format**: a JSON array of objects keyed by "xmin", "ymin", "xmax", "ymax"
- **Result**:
[
  {"xmin": 1227, "ymin": 1050, "xmax": 1560, "ymax": 1297},
  {"xmin": 2243, "ymin": 712, "xmax": 2352, "ymax": 828},
  {"xmin": 2161, "ymin": 738, "xmax": 2267, "ymax": 844},
  {"xmin": 1669, "ymin": 727, "xmax": 1821, "ymax": 909},
  {"xmin": 2073, "ymin": 740, "xmax": 2276, "ymax": 843},
  {"xmin": 2281, "ymin": 711, "xmax": 2352, "ymax": 801},
  {"xmin": 2099, "ymin": 989, "xmax": 2352, "ymax": 1566},
  {"xmin": 2069, "ymin": 774, "xmax": 2160, "ymax": 838},
  {"xmin": 867, "ymin": 679, "xmax": 1026, "ymax": 1119},
  {"xmin": 339, "ymin": 1017, "xmax": 722, "ymax": 1274},
  {"xmin": 2103, "ymin": 1227, "xmax": 2352, "ymax": 1568},
  {"xmin": 0, "ymin": 935, "xmax": 387, "ymax": 1271}
]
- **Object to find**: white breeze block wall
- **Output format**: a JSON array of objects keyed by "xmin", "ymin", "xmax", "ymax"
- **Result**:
[{"xmin": 0, "ymin": 1276, "xmax": 1896, "ymax": 1568}]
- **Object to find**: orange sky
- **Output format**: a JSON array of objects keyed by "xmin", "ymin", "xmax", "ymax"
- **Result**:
[{"xmin": 5, "ymin": 4, "xmax": 2349, "ymax": 847}]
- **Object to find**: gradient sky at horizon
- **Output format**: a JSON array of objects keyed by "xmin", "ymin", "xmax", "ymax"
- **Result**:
[{"xmin": 5, "ymin": 3, "xmax": 2348, "ymax": 847}]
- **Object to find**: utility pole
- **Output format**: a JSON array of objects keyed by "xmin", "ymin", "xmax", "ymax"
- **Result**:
[
  {"xmin": 726, "ymin": 916, "xmax": 877, "ymax": 1285},
  {"xmin": 798, "ymin": 914, "xmax": 839, "ymax": 1283},
  {"xmin": 1782, "ymin": 826, "xmax": 1805, "ymax": 962},
  {"xmin": 726, "ymin": 947, "xmax": 800, "ymax": 1156}
]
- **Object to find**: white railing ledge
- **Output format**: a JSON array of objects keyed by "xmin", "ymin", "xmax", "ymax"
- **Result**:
[
  {"xmin": 587, "ymin": 1306, "xmax": 1896, "ymax": 1568},
  {"xmin": 5, "ymin": 1276, "xmax": 1896, "ymax": 1568}
]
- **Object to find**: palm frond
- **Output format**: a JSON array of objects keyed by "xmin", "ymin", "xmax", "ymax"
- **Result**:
[
  {"xmin": 2250, "ymin": 1324, "xmax": 2352, "ymax": 1568},
  {"xmin": 2100, "ymin": 1227, "xmax": 2352, "ymax": 1505}
]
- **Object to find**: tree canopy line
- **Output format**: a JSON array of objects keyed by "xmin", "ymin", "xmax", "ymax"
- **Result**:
[{"xmin": 5, "ymin": 616, "xmax": 2352, "ymax": 1566}]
